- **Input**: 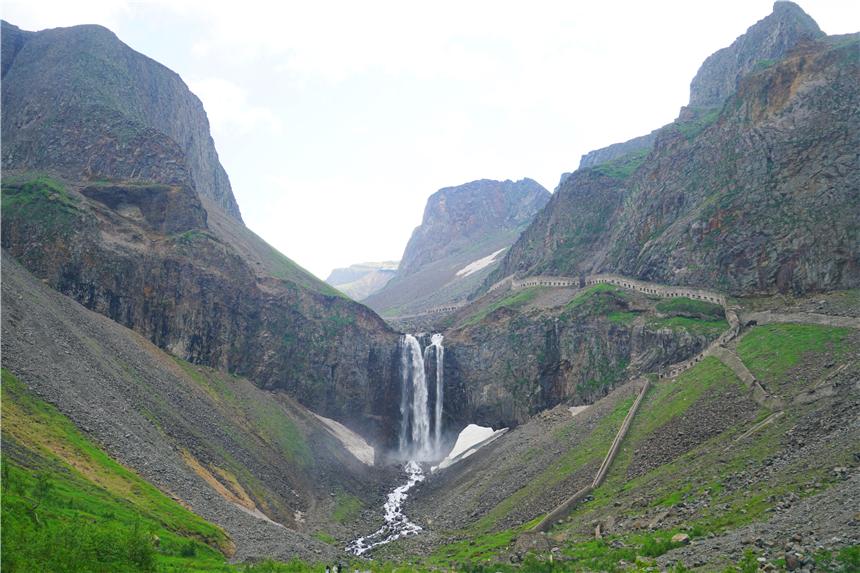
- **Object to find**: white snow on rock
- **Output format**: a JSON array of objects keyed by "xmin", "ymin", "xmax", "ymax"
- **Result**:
[
  {"xmin": 456, "ymin": 248, "xmax": 506, "ymax": 278},
  {"xmin": 313, "ymin": 413, "xmax": 375, "ymax": 465},
  {"xmin": 568, "ymin": 405, "xmax": 589, "ymax": 417},
  {"xmin": 433, "ymin": 424, "xmax": 507, "ymax": 472}
]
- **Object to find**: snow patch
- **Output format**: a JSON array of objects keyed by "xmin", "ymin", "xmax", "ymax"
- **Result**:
[
  {"xmin": 433, "ymin": 424, "xmax": 508, "ymax": 472},
  {"xmin": 313, "ymin": 413, "xmax": 375, "ymax": 465},
  {"xmin": 569, "ymin": 405, "xmax": 589, "ymax": 417},
  {"xmin": 456, "ymin": 248, "xmax": 506, "ymax": 278}
]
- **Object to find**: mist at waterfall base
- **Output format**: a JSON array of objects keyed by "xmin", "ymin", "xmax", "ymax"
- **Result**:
[{"xmin": 346, "ymin": 333, "xmax": 447, "ymax": 556}]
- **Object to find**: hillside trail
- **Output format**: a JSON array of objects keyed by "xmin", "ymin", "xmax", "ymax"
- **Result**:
[{"xmin": 524, "ymin": 273, "xmax": 859, "ymax": 532}]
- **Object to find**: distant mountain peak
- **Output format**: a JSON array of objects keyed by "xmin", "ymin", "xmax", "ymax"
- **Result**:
[
  {"xmin": 688, "ymin": 1, "xmax": 823, "ymax": 108},
  {"xmin": 398, "ymin": 178, "xmax": 550, "ymax": 276}
]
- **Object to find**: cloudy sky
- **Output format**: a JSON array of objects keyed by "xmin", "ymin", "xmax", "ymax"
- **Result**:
[{"xmin": 4, "ymin": 1, "xmax": 859, "ymax": 278}]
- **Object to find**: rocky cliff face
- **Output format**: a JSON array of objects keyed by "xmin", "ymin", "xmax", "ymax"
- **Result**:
[
  {"xmin": 1, "ymin": 21, "xmax": 404, "ymax": 446},
  {"xmin": 365, "ymin": 179, "xmax": 549, "ymax": 317},
  {"xmin": 578, "ymin": 128, "xmax": 659, "ymax": 170},
  {"xmin": 398, "ymin": 179, "xmax": 549, "ymax": 275},
  {"xmin": 487, "ymin": 5, "xmax": 858, "ymax": 296},
  {"xmin": 1, "ymin": 20, "xmax": 242, "ymax": 221},
  {"xmin": 688, "ymin": 1, "xmax": 823, "ymax": 108},
  {"xmin": 438, "ymin": 285, "xmax": 723, "ymax": 431}
]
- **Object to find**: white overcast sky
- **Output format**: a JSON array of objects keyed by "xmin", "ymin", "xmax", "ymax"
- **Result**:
[{"xmin": 3, "ymin": 1, "xmax": 859, "ymax": 278}]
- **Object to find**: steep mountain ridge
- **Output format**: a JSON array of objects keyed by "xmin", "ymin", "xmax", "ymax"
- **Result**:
[
  {"xmin": 485, "ymin": 4, "xmax": 858, "ymax": 296},
  {"xmin": 688, "ymin": 0, "xmax": 824, "ymax": 108},
  {"xmin": 0, "ymin": 21, "xmax": 404, "ymax": 446},
  {"xmin": 1, "ymin": 20, "xmax": 242, "ymax": 220},
  {"xmin": 365, "ymin": 178, "xmax": 549, "ymax": 318}
]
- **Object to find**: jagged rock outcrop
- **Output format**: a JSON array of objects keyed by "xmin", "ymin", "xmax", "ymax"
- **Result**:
[
  {"xmin": 578, "ymin": 128, "xmax": 659, "ymax": 170},
  {"xmin": 688, "ymin": 1, "xmax": 824, "ymax": 108},
  {"xmin": 1, "ymin": 21, "xmax": 31, "ymax": 77},
  {"xmin": 1, "ymin": 21, "xmax": 405, "ymax": 445},
  {"xmin": 486, "ymin": 4, "xmax": 858, "ymax": 296},
  {"xmin": 1, "ymin": 20, "xmax": 242, "ymax": 220},
  {"xmin": 326, "ymin": 261, "xmax": 398, "ymax": 300},
  {"xmin": 365, "ymin": 179, "xmax": 549, "ymax": 317}
]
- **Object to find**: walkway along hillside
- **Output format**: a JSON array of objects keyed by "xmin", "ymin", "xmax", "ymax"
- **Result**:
[{"xmin": 523, "ymin": 273, "xmax": 859, "ymax": 533}]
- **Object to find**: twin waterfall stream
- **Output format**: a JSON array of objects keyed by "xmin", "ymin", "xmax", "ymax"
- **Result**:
[{"xmin": 347, "ymin": 334, "xmax": 444, "ymax": 556}]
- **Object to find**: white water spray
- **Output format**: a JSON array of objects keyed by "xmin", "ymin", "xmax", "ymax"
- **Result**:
[
  {"xmin": 400, "ymin": 334, "xmax": 432, "ymax": 459},
  {"xmin": 398, "ymin": 333, "xmax": 445, "ymax": 460},
  {"xmin": 429, "ymin": 333, "xmax": 444, "ymax": 450}
]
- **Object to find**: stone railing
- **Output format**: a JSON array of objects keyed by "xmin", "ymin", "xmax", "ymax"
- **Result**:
[
  {"xmin": 509, "ymin": 272, "xmax": 727, "ymax": 307},
  {"xmin": 585, "ymin": 274, "xmax": 726, "ymax": 306},
  {"xmin": 385, "ymin": 301, "xmax": 468, "ymax": 322},
  {"xmin": 523, "ymin": 271, "xmax": 860, "ymax": 534},
  {"xmin": 512, "ymin": 275, "xmax": 580, "ymax": 290},
  {"xmin": 591, "ymin": 378, "xmax": 649, "ymax": 488},
  {"xmin": 532, "ymin": 378, "xmax": 650, "ymax": 533}
]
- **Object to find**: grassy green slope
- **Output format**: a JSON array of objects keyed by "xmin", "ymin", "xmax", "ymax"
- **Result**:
[
  {"xmin": 416, "ymin": 323, "xmax": 858, "ymax": 571},
  {"xmin": 1, "ymin": 368, "xmax": 230, "ymax": 572}
]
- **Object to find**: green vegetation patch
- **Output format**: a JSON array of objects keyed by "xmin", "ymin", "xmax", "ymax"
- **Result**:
[
  {"xmin": 173, "ymin": 229, "xmax": 210, "ymax": 244},
  {"xmin": 631, "ymin": 357, "xmax": 736, "ymax": 441},
  {"xmin": 593, "ymin": 147, "xmax": 650, "ymax": 179},
  {"xmin": 607, "ymin": 311, "xmax": 639, "ymax": 324},
  {"xmin": 566, "ymin": 283, "xmax": 621, "ymax": 310},
  {"xmin": 737, "ymin": 323, "xmax": 850, "ymax": 384},
  {"xmin": 460, "ymin": 287, "xmax": 542, "ymax": 327},
  {"xmin": 331, "ymin": 490, "xmax": 363, "ymax": 524},
  {"xmin": 648, "ymin": 315, "xmax": 729, "ymax": 337},
  {"xmin": 172, "ymin": 358, "xmax": 312, "ymax": 468},
  {"xmin": 1, "ymin": 175, "xmax": 80, "ymax": 230},
  {"xmin": 312, "ymin": 531, "xmax": 337, "ymax": 545},
  {"xmin": 675, "ymin": 107, "xmax": 721, "ymax": 140},
  {"xmin": 1, "ymin": 368, "xmax": 230, "ymax": 572},
  {"xmin": 564, "ymin": 284, "xmax": 633, "ymax": 323},
  {"xmin": 472, "ymin": 394, "xmax": 635, "ymax": 532},
  {"xmin": 656, "ymin": 296, "xmax": 724, "ymax": 319},
  {"xmin": 587, "ymin": 357, "xmax": 740, "ymax": 509},
  {"xmin": 428, "ymin": 529, "xmax": 518, "ymax": 567}
]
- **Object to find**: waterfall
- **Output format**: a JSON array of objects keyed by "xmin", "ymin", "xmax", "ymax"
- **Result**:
[
  {"xmin": 398, "ymin": 333, "xmax": 444, "ymax": 461},
  {"xmin": 430, "ymin": 333, "xmax": 444, "ymax": 450},
  {"xmin": 347, "ymin": 333, "xmax": 445, "ymax": 555}
]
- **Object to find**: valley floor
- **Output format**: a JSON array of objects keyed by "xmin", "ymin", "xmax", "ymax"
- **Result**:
[{"xmin": 3, "ymin": 253, "xmax": 858, "ymax": 572}]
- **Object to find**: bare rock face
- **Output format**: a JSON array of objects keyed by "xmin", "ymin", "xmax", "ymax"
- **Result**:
[
  {"xmin": 688, "ymin": 1, "xmax": 824, "ymax": 108},
  {"xmin": 487, "ymin": 7, "xmax": 858, "ymax": 296},
  {"xmin": 578, "ymin": 129, "xmax": 660, "ymax": 170},
  {"xmin": 1, "ymin": 20, "xmax": 242, "ymax": 221},
  {"xmin": 440, "ymin": 289, "xmax": 718, "ymax": 431}
]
